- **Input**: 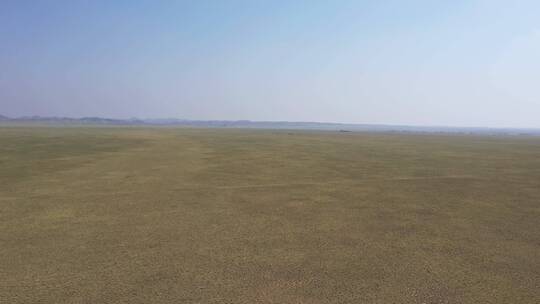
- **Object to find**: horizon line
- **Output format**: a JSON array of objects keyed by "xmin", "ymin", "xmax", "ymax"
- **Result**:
[{"xmin": 1, "ymin": 114, "xmax": 540, "ymax": 131}]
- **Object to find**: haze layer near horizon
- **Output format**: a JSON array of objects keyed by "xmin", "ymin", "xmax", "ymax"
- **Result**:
[{"xmin": 1, "ymin": 0, "xmax": 539, "ymax": 128}]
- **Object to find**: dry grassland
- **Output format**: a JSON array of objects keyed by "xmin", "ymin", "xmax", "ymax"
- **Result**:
[{"xmin": 1, "ymin": 127, "xmax": 539, "ymax": 303}]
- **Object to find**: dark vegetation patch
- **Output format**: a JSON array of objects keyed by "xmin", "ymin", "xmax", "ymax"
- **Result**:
[{"xmin": 0, "ymin": 127, "xmax": 147, "ymax": 188}]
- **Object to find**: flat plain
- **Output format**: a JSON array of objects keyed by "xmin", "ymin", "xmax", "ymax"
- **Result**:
[{"xmin": 1, "ymin": 126, "xmax": 539, "ymax": 303}]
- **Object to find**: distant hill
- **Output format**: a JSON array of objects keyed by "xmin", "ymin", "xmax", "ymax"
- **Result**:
[
  {"xmin": 1, "ymin": 114, "xmax": 539, "ymax": 136},
  {"xmin": 0, "ymin": 115, "xmax": 143, "ymax": 125}
]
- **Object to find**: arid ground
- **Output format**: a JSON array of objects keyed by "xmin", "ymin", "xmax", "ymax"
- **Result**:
[{"xmin": 1, "ymin": 127, "xmax": 539, "ymax": 303}]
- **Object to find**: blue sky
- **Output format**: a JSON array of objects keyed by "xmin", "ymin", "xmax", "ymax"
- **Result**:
[{"xmin": 1, "ymin": 0, "xmax": 539, "ymax": 127}]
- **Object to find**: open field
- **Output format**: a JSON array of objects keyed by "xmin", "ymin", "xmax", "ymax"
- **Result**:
[{"xmin": 1, "ymin": 127, "xmax": 539, "ymax": 303}]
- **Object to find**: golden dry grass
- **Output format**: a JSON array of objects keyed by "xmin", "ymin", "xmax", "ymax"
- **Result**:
[{"xmin": 1, "ymin": 127, "xmax": 539, "ymax": 303}]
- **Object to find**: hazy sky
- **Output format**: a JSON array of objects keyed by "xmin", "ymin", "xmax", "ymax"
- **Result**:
[{"xmin": 1, "ymin": 0, "xmax": 539, "ymax": 127}]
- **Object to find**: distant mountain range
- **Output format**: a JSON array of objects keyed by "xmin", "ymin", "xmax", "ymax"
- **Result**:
[{"xmin": 1, "ymin": 115, "xmax": 539, "ymax": 136}]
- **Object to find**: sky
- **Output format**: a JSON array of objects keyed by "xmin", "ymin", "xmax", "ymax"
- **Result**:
[{"xmin": 1, "ymin": 0, "xmax": 539, "ymax": 128}]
